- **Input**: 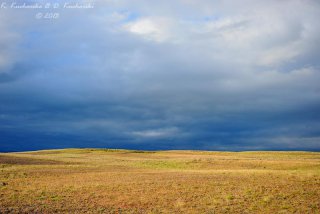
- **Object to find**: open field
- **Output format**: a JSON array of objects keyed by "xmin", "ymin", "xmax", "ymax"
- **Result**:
[{"xmin": 0, "ymin": 149, "xmax": 320, "ymax": 213}]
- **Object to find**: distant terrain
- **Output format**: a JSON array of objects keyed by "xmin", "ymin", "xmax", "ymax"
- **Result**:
[{"xmin": 1, "ymin": 149, "xmax": 320, "ymax": 213}]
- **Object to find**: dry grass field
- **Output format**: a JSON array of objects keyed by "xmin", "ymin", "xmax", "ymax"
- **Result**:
[{"xmin": 0, "ymin": 149, "xmax": 320, "ymax": 213}]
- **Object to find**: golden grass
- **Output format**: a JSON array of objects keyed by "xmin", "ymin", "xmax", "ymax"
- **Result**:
[{"xmin": 0, "ymin": 149, "xmax": 320, "ymax": 213}]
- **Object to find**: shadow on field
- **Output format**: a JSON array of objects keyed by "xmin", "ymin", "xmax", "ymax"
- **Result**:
[{"xmin": 0, "ymin": 155, "xmax": 67, "ymax": 165}]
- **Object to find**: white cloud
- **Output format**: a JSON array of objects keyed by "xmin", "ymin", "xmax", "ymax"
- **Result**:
[
  {"xmin": 131, "ymin": 127, "xmax": 179, "ymax": 138},
  {"xmin": 124, "ymin": 17, "xmax": 173, "ymax": 42},
  {"xmin": 258, "ymin": 43, "xmax": 301, "ymax": 66}
]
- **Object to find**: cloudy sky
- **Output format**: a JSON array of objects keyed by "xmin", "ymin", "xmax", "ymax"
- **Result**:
[{"xmin": 0, "ymin": 0, "xmax": 320, "ymax": 152}]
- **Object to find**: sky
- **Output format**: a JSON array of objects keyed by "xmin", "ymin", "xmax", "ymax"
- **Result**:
[{"xmin": 0, "ymin": 0, "xmax": 320, "ymax": 152}]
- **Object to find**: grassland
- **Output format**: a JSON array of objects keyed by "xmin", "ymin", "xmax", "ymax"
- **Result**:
[{"xmin": 0, "ymin": 149, "xmax": 320, "ymax": 213}]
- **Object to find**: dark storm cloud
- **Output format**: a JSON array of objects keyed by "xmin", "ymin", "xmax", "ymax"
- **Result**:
[{"xmin": 0, "ymin": 0, "xmax": 320, "ymax": 151}]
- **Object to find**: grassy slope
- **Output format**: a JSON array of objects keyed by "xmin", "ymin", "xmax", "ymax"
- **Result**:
[{"xmin": 0, "ymin": 149, "xmax": 320, "ymax": 213}]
